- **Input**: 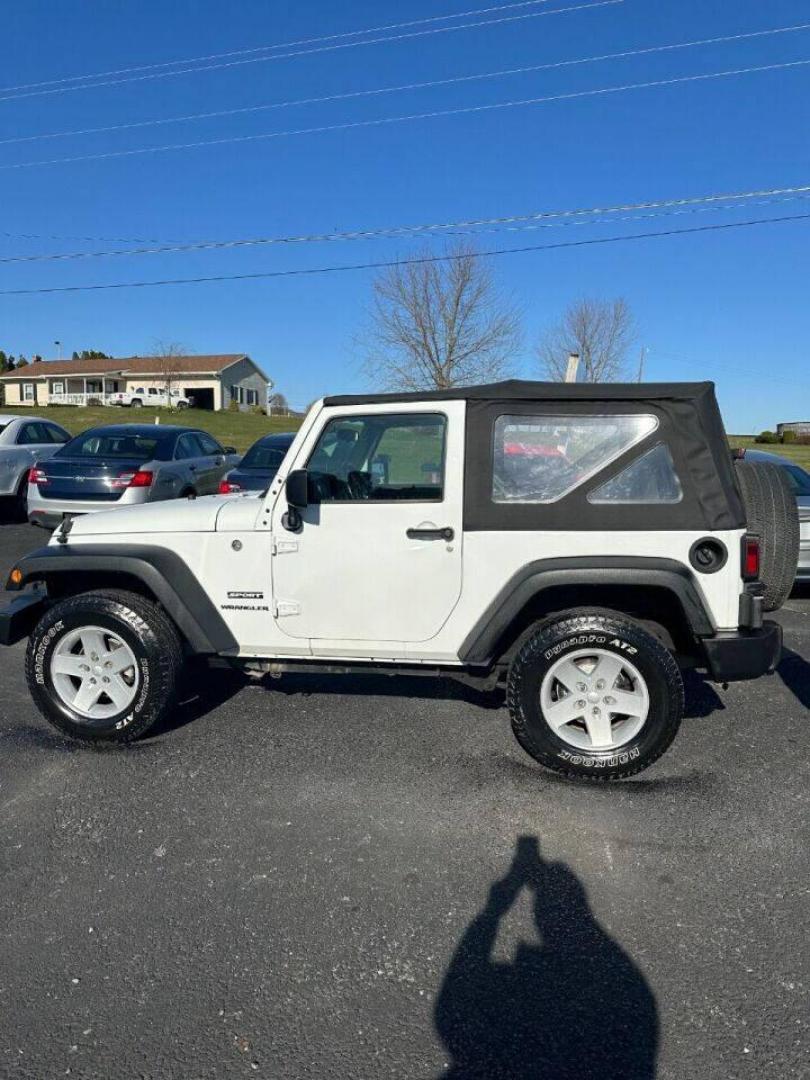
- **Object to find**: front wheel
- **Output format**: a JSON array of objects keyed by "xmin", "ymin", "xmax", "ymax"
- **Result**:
[
  {"xmin": 507, "ymin": 611, "xmax": 684, "ymax": 781},
  {"xmin": 26, "ymin": 589, "xmax": 183, "ymax": 743},
  {"xmin": 130, "ymin": 399, "xmax": 143, "ymax": 408}
]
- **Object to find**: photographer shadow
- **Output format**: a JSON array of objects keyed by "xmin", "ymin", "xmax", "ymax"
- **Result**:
[{"xmin": 435, "ymin": 836, "xmax": 659, "ymax": 1079}]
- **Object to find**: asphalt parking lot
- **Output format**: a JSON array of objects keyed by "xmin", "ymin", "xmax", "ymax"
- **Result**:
[{"xmin": 1, "ymin": 517, "xmax": 808, "ymax": 1080}]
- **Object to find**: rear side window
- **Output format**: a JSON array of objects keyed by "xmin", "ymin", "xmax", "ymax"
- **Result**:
[
  {"xmin": 588, "ymin": 443, "xmax": 683, "ymax": 504},
  {"xmin": 307, "ymin": 413, "xmax": 446, "ymax": 502},
  {"xmin": 492, "ymin": 414, "xmax": 658, "ymax": 504},
  {"xmin": 45, "ymin": 423, "xmax": 69, "ymax": 444},
  {"xmin": 783, "ymin": 464, "xmax": 810, "ymax": 496},
  {"xmin": 16, "ymin": 422, "xmax": 52, "ymax": 445}
]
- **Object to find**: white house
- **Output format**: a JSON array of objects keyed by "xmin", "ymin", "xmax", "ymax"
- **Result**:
[{"xmin": 0, "ymin": 353, "xmax": 271, "ymax": 412}]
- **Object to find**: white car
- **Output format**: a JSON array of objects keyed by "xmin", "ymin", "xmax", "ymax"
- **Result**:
[
  {"xmin": 0, "ymin": 381, "xmax": 796, "ymax": 781},
  {"xmin": 108, "ymin": 387, "xmax": 191, "ymax": 409},
  {"xmin": 0, "ymin": 414, "xmax": 70, "ymax": 519}
]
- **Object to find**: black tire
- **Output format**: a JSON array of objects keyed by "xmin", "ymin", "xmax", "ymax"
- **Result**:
[
  {"xmin": 507, "ymin": 611, "xmax": 684, "ymax": 781},
  {"xmin": 175, "ymin": 400, "xmax": 188, "ymax": 410},
  {"xmin": 25, "ymin": 589, "xmax": 183, "ymax": 744},
  {"xmin": 130, "ymin": 399, "xmax": 143, "ymax": 408},
  {"xmin": 734, "ymin": 460, "xmax": 800, "ymax": 611}
]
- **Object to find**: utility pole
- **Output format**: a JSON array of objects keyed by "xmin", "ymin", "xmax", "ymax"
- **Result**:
[
  {"xmin": 636, "ymin": 346, "xmax": 647, "ymax": 383},
  {"xmin": 564, "ymin": 352, "xmax": 580, "ymax": 383}
]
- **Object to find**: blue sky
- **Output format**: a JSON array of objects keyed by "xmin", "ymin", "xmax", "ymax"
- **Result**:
[{"xmin": 2, "ymin": 0, "xmax": 809, "ymax": 429}]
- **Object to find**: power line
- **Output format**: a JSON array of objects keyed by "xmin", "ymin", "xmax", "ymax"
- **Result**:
[
  {"xmin": 0, "ymin": 1, "xmax": 619, "ymax": 104},
  {"xmin": 2, "ymin": 56, "xmax": 807, "ymax": 171},
  {"xmin": 2, "ymin": 211, "xmax": 808, "ymax": 296},
  {"xmin": 4, "ymin": 20, "xmax": 808, "ymax": 147},
  {"xmin": 0, "ymin": 1, "xmax": 566, "ymax": 92},
  {"xmin": 2, "ymin": 186, "xmax": 810, "ymax": 264},
  {"xmin": 3, "ymin": 182, "xmax": 809, "ymax": 249}
]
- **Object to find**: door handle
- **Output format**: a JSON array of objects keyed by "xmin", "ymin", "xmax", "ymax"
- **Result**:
[
  {"xmin": 406, "ymin": 527, "xmax": 454, "ymax": 541},
  {"xmin": 189, "ymin": 465, "xmax": 197, "ymax": 471}
]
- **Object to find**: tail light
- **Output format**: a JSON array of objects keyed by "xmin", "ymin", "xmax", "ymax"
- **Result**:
[
  {"xmin": 742, "ymin": 535, "xmax": 760, "ymax": 580},
  {"xmin": 28, "ymin": 466, "xmax": 48, "ymax": 486},
  {"xmin": 218, "ymin": 479, "xmax": 242, "ymax": 494},
  {"xmin": 109, "ymin": 470, "xmax": 154, "ymax": 490}
]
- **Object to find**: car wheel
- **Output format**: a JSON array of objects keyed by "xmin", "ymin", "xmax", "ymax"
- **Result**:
[
  {"xmin": 175, "ymin": 401, "xmax": 188, "ymax": 410},
  {"xmin": 26, "ymin": 589, "xmax": 183, "ymax": 744},
  {"xmin": 130, "ymin": 399, "xmax": 143, "ymax": 408},
  {"xmin": 734, "ymin": 460, "xmax": 800, "ymax": 611},
  {"xmin": 507, "ymin": 611, "xmax": 684, "ymax": 781}
]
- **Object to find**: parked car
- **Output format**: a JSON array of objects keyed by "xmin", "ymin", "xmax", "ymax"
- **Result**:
[
  {"xmin": 734, "ymin": 447, "xmax": 810, "ymax": 581},
  {"xmin": 27, "ymin": 424, "xmax": 240, "ymax": 528},
  {"xmin": 218, "ymin": 432, "xmax": 296, "ymax": 494},
  {"xmin": 108, "ymin": 387, "xmax": 191, "ymax": 409},
  {"xmin": 0, "ymin": 415, "xmax": 70, "ymax": 520},
  {"xmin": 1, "ymin": 381, "xmax": 794, "ymax": 783}
]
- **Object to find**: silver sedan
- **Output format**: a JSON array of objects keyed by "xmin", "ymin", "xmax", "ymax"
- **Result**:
[
  {"xmin": 0, "ymin": 414, "xmax": 70, "ymax": 519},
  {"xmin": 27, "ymin": 423, "xmax": 241, "ymax": 529}
]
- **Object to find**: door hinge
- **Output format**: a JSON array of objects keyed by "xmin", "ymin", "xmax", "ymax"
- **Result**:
[
  {"xmin": 271, "ymin": 537, "xmax": 299, "ymax": 555},
  {"xmin": 273, "ymin": 600, "xmax": 301, "ymax": 618}
]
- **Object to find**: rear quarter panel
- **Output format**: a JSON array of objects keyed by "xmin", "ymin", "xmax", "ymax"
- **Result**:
[
  {"xmin": 420, "ymin": 529, "xmax": 746, "ymax": 661},
  {"xmin": 0, "ymin": 444, "xmax": 60, "ymax": 496}
]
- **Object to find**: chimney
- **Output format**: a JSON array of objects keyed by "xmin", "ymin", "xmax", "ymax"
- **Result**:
[{"xmin": 564, "ymin": 353, "xmax": 580, "ymax": 383}]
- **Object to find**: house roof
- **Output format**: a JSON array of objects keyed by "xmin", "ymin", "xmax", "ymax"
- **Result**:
[{"xmin": 0, "ymin": 353, "xmax": 253, "ymax": 379}]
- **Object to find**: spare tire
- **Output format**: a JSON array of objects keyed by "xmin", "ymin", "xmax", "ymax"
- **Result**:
[{"xmin": 734, "ymin": 460, "xmax": 799, "ymax": 611}]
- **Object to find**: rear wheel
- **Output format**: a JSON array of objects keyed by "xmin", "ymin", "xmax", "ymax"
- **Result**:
[
  {"xmin": 26, "ymin": 589, "xmax": 183, "ymax": 743},
  {"xmin": 507, "ymin": 611, "xmax": 684, "ymax": 781},
  {"xmin": 734, "ymin": 460, "xmax": 799, "ymax": 611}
]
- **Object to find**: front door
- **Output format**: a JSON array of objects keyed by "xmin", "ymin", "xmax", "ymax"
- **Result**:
[{"xmin": 270, "ymin": 403, "xmax": 464, "ymax": 649}]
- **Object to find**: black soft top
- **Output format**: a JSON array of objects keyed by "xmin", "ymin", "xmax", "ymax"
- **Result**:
[
  {"xmin": 326, "ymin": 380, "xmax": 743, "ymax": 532},
  {"xmin": 325, "ymin": 379, "xmax": 715, "ymax": 405}
]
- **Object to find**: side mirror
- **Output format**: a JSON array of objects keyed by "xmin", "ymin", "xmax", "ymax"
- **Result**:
[
  {"xmin": 223, "ymin": 446, "xmax": 238, "ymax": 455},
  {"xmin": 285, "ymin": 469, "xmax": 309, "ymax": 508}
]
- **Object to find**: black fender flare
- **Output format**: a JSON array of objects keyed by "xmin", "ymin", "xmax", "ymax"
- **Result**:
[
  {"xmin": 6, "ymin": 544, "xmax": 238, "ymax": 655},
  {"xmin": 458, "ymin": 556, "xmax": 716, "ymax": 666}
]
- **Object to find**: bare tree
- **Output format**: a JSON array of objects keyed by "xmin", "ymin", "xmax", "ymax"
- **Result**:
[
  {"xmin": 268, "ymin": 391, "xmax": 290, "ymax": 416},
  {"xmin": 537, "ymin": 298, "xmax": 636, "ymax": 383},
  {"xmin": 151, "ymin": 339, "xmax": 187, "ymax": 406},
  {"xmin": 362, "ymin": 243, "xmax": 522, "ymax": 391}
]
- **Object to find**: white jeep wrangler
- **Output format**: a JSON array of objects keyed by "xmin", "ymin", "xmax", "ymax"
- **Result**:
[{"xmin": 0, "ymin": 381, "xmax": 796, "ymax": 781}]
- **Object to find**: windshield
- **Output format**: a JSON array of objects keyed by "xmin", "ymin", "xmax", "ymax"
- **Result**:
[
  {"xmin": 57, "ymin": 430, "xmax": 172, "ymax": 461},
  {"xmin": 240, "ymin": 444, "xmax": 288, "ymax": 470}
]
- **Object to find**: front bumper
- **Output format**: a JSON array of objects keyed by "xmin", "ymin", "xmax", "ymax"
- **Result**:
[{"xmin": 702, "ymin": 621, "xmax": 783, "ymax": 682}]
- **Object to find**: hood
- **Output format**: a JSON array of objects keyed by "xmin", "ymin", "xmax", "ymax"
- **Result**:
[{"xmin": 53, "ymin": 495, "xmax": 229, "ymax": 541}]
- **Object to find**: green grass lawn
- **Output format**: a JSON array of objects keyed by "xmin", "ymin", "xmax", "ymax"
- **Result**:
[
  {"xmin": 37, "ymin": 405, "xmax": 302, "ymax": 454},
  {"xmin": 728, "ymin": 436, "xmax": 810, "ymax": 470}
]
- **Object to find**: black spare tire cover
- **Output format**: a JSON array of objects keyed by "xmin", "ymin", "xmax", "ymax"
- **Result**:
[{"xmin": 734, "ymin": 459, "xmax": 799, "ymax": 611}]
